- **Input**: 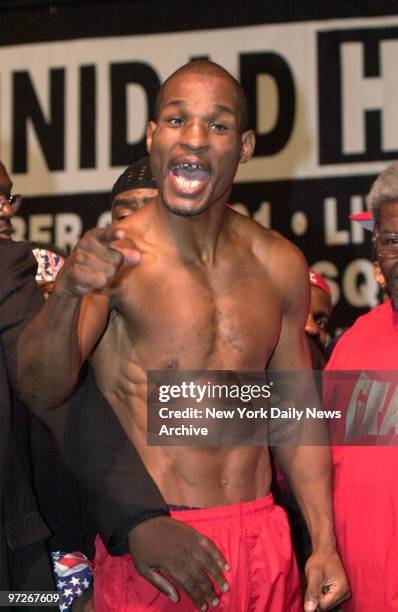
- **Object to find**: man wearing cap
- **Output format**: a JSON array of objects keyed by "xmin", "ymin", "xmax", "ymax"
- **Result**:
[
  {"xmin": 111, "ymin": 157, "xmax": 158, "ymax": 222},
  {"xmin": 324, "ymin": 161, "xmax": 398, "ymax": 610},
  {"xmin": 306, "ymin": 270, "xmax": 333, "ymax": 368}
]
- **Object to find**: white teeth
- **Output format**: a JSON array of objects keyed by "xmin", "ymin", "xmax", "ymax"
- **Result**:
[
  {"xmin": 175, "ymin": 176, "xmax": 201, "ymax": 189},
  {"xmin": 180, "ymin": 163, "xmax": 200, "ymax": 170}
]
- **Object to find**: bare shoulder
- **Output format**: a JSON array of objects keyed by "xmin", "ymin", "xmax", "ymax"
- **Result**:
[
  {"xmin": 228, "ymin": 209, "xmax": 307, "ymax": 276},
  {"xmin": 227, "ymin": 208, "xmax": 309, "ymax": 310}
]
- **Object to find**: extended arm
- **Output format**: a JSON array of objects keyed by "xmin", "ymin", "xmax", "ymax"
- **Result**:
[{"xmin": 17, "ymin": 226, "xmax": 141, "ymax": 410}]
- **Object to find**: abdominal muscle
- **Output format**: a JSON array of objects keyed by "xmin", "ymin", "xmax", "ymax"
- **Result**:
[{"xmin": 91, "ymin": 345, "xmax": 272, "ymax": 507}]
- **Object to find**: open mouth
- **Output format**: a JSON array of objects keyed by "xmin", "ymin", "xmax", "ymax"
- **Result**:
[{"xmin": 169, "ymin": 162, "xmax": 210, "ymax": 196}]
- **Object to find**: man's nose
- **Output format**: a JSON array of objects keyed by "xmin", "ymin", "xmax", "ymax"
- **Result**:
[
  {"xmin": 180, "ymin": 121, "xmax": 209, "ymax": 151},
  {"xmin": 305, "ymin": 314, "xmax": 319, "ymax": 338}
]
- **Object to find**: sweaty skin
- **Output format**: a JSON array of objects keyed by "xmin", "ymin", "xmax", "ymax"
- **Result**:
[{"xmin": 18, "ymin": 67, "xmax": 349, "ymax": 612}]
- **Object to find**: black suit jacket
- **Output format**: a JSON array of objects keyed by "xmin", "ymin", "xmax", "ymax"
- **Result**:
[{"xmin": 0, "ymin": 240, "xmax": 52, "ymax": 591}]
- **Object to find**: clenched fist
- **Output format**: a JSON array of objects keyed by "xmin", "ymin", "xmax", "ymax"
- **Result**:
[{"xmin": 56, "ymin": 226, "xmax": 141, "ymax": 297}]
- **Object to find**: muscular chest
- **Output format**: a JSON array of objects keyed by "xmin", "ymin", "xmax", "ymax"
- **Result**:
[{"xmin": 107, "ymin": 255, "xmax": 281, "ymax": 369}]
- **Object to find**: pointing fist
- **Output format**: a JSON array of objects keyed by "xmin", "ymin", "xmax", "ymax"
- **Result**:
[{"xmin": 56, "ymin": 226, "xmax": 141, "ymax": 297}]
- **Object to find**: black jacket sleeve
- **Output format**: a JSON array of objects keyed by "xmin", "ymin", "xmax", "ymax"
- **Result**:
[
  {"xmin": 0, "ymin": 241, "xmax": 43, "ymax": 383},
  {"xmin": 0, "ymin": 241, "xmax": 52, "ymax": 590}
]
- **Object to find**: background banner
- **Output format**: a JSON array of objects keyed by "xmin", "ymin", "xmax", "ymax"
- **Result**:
[{"xmin": 1, "ymin": 1, "xmax": 397, "ymax": 330}]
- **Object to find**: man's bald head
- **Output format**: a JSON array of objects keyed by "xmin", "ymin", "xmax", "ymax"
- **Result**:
[{"xmin": 154, "ymin": 60, "xmax": 249, "ymax": 133}]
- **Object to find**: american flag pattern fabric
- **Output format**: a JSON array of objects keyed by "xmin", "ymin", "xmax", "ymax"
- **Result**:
[
  {"xmin": 51, "ymin": 551, "xmax": 93, "ymax": 612},
  {"xmin": 32, "ymin": 248, "xmax": 65, "ymax": 282}
]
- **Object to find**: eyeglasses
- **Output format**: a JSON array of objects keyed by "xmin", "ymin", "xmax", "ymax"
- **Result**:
[
  {"xmin": 372, "ymin": 232, "xmax": 398, "ymax": 259},
  {"xmin": 0, "ymin": 194, "xmax": 22, "ymax": 214}
]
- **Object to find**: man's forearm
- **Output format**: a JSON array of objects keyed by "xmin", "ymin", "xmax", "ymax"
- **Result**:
[
  {"xmin": 18, "ymin": 290, "xmax": 83, "ymax": 410},
  {"xmin": 274, "ymin": 445, "xmax": 336, "ymax": 552}
]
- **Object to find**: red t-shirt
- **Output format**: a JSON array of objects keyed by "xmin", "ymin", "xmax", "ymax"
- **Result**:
[{"xmin": 325, "ymin": 301, "xmax": 398, "ymax": 610}]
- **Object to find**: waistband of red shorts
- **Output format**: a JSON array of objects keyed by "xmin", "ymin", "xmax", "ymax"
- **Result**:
[{"xmin": 169, "ymin": 493, "xmax": 275, "ymax": 523}]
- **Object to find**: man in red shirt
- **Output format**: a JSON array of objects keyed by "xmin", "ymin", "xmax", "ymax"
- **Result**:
[{"xmin": 325, "ymin": 160, "xmax": 398, "ymax": 610}]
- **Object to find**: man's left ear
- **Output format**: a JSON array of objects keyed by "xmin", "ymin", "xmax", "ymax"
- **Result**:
[{"xmin": 239, "ymin": 130, "xmax": 255, "ymax": 164}]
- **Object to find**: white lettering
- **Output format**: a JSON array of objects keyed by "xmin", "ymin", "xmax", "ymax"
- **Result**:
[
  {"xmin": 55, "ymin": 213, "xmax": 82, "ymax": 252},
  {"xmin": 346, "ymin": 373, "xmax": 388, "ymax": 439},
  {"xmin": 30, "ymin": 213, "xmax": 52, "ymax": 243},
  {"xmin": 253, "ymin": 202, "xmax": 271, "ymax": 228},
  {"xmin": 324, "ymin": 197, "xmax": 349, "ymax": 245},
  {"xmin": 342, "ymin": 42, "xmax": 384, "ymax": 154},
  {"xmin": 206, "ymin": 408, "xmax": 235, "ymax": 419},
  {"xmin": 343, "ymin": 259, "xmax": 379, "ymax": 308},
  {"xmin": 158, "ymin": 424, "xmax": 208, "ymax": 436}
]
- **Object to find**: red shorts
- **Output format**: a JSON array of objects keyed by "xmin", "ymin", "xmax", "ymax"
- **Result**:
[{"xmin": 93, "ymin": 494, "xmax": 302, "ymax": 611}]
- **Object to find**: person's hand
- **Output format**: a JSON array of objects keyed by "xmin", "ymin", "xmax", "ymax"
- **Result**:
[
  {"xmin": 56, "ymin": 226, "xmax": 141, "ymax": 298},
  {"xmin": 127, "ymin": 516, "xmax": 230, "ymax": 611},
  {"xmin": 304, "ymin": 549, "xmax": 350, "ymax": 611}
]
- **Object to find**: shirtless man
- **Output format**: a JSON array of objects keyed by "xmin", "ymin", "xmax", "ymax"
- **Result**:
[{"xmin": 18, "ymin": 61, "xmax": 348, "ymax": 611}]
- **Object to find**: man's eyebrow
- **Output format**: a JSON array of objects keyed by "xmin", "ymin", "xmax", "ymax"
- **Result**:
[{"xmin": 112, "ymin": 198, "xmax": 136, "ymax": 209}]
